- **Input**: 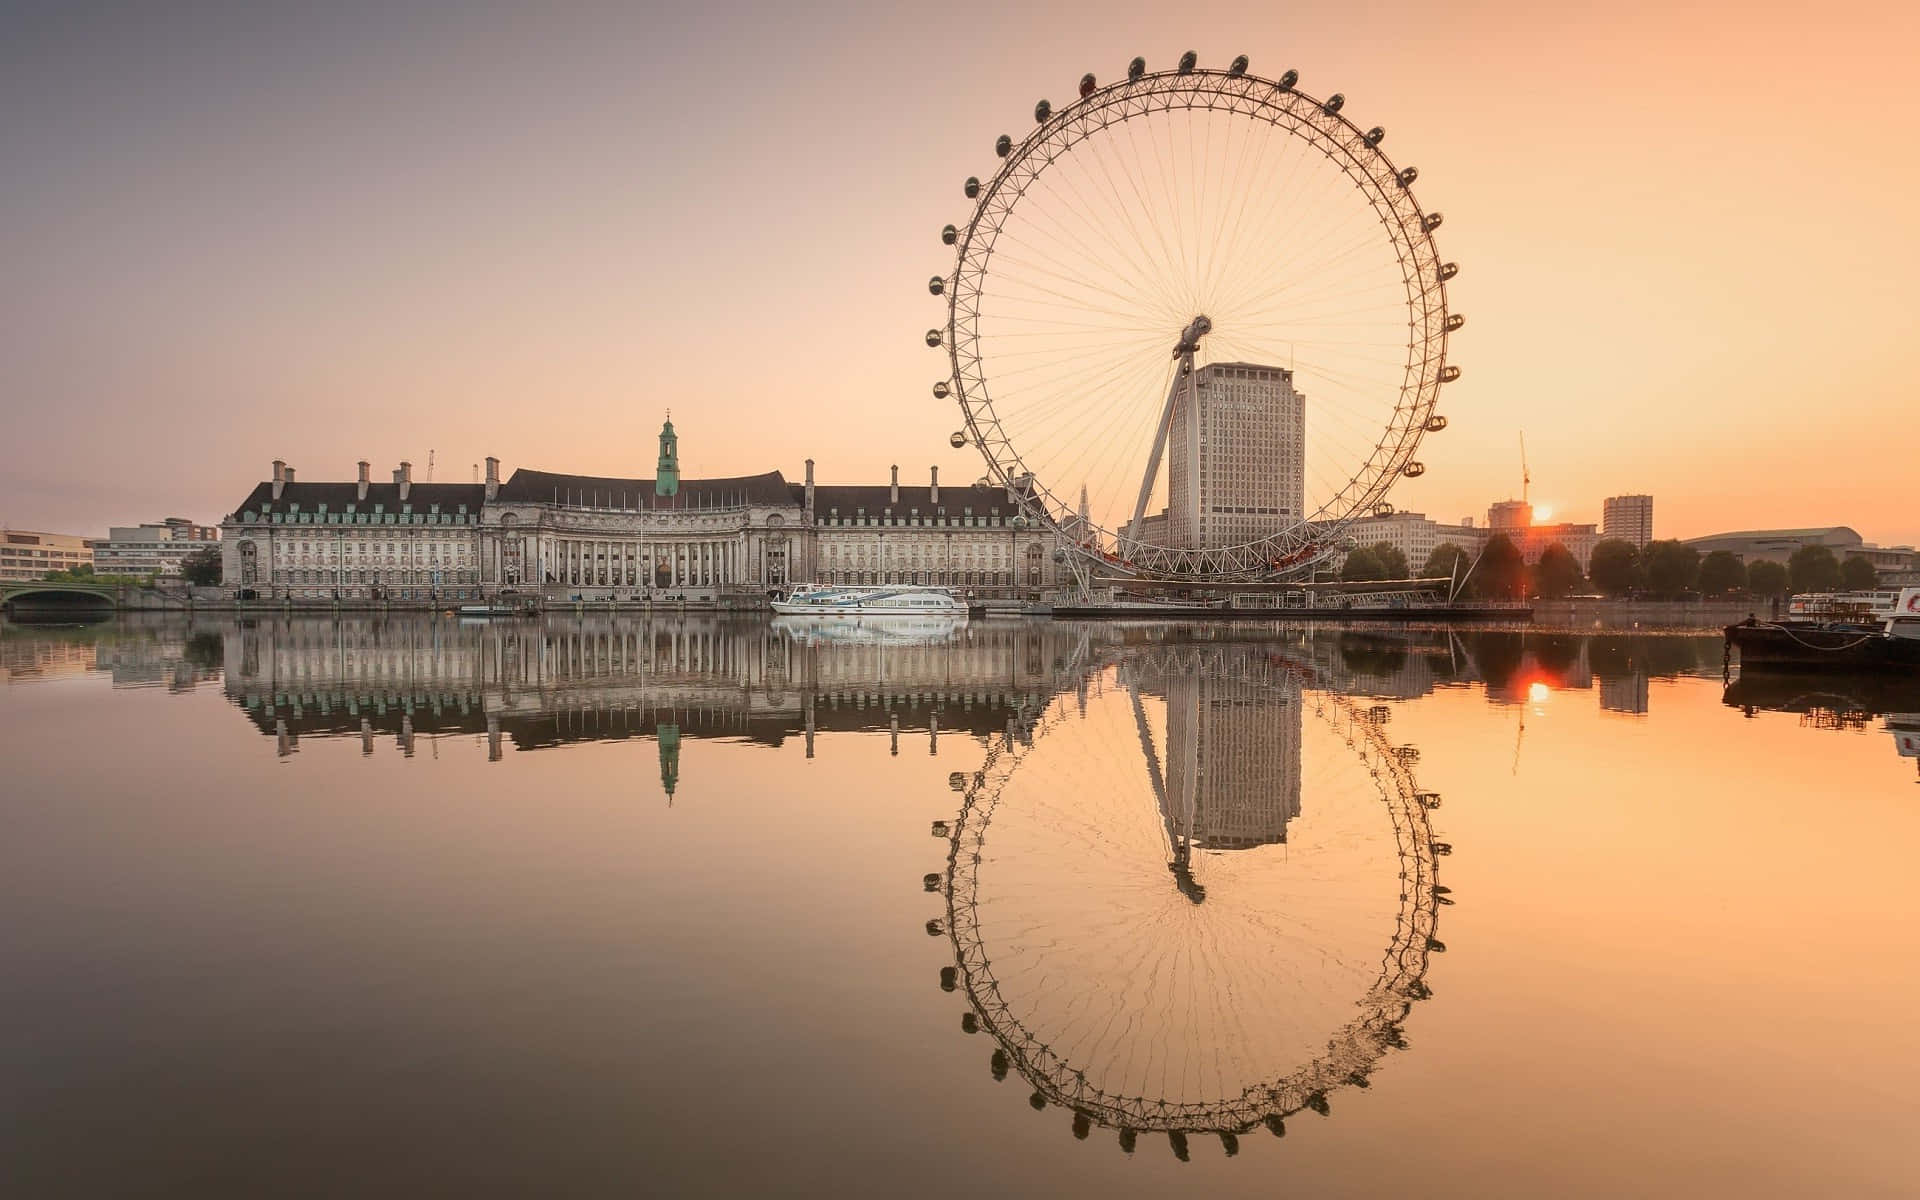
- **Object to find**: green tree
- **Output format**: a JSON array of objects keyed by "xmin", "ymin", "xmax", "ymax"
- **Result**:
[
  {"xmin": 1471, "ymin": 534, "xmax": 1528, "ymax": 601},
  {"xmin": 40, "ymin": 565, "xmax": 147, "ymax": 586},
  {"xmin": 1341, "ymin": 546, "xmax": 1386, "ymax": 582},
  {"xmin": 1747, "ymin": 559, "xmax": 1789, "ymax": 597},
  {"xmin": 1839, "ymin": 554, "xmax": 1879, "ymax": 592},
  {"xmin": 1532, "ymin": 542, "xmax": 1584, "ymax": 598},
  {"xmin": 179, "ymin": 546, "xmax": 223, "ymax": 586},
  {"xmin": 1697, "ymin": 550, "xmax": 1747, "ymax": 597},
  {"xmin": 1787, "ymin": 544, "xmax": 1842, "ymax": 593},
  {"xmin": 1642, "ymin": 539, "xmax": 1701, "ymax": 598},
  {"xmin": 1422, "ymin": 542, "xmax": 1472, "ymax": 586},
  {"xmin": 1587, "ymin": 539, "xmax": 1641, "ymax": 596},
  {"xmin": 1367, "ymin": 542, "xmax": 1410, "ymax": 580}
]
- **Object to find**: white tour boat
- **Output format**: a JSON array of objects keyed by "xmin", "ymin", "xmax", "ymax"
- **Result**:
[{"xmin": 770, "ymin": 584, "xmax": 970, "ymax": 618}]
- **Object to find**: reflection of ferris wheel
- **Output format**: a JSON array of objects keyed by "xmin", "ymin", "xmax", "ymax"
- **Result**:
[
  {"xmin": 929, "ymin": 54, "xmax": 1459, "ymax": 581},
  {"xmin": 930, "ymin": 645, "xmax": 1448, "ymax": 1152}
]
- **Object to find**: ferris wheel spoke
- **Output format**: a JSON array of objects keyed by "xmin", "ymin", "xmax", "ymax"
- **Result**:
[
  {"xmin": 1023, "ymin": 148, "xmax": 1185, "ymax": 310},
  {"xmin": 1218, "ymin": 232, "xmax": 1406, "ymax": 319},
  {"xmin": 998, "ymin": 194, "xmax": 1172, "ymax": 318},
  {"xmin": 1082, "ymin": 129, "xmax": 1197, "ymax": 315}
]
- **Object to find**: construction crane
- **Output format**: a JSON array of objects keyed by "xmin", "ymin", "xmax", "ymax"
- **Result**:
[{"xmin": 1519, "ymin": 432, "xmax": 1530, "ymax": 505}]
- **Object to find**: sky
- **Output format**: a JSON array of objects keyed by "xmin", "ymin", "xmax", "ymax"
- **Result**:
[{"xmin": 3, "ymin": 0, "xmax": 1917, "ymax": 545}]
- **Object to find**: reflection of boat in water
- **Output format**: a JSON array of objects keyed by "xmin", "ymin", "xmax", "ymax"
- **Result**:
[
  {"xmin": 1723, "ymin": 671, "xmax": 1920, "ymax": 717},
  {"xmin": 1723, "ymin": 670, "xmax": 1920, "ymax": 776},
  {"xmin": 770, "ymin": 584, "xmax": 968, "ymax": 617},
  {"xmin": 770, "ymin": 613, "xmax": 966, "ymax": 647},
  {"xmin": 1724, "ymin": 587, "xmax": 1920, "ymax": 672}
]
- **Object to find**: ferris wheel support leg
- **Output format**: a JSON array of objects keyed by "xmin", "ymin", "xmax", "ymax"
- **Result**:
[{"xmin": 1129, "ymin": 354, "xmax": 1191, "ymax": 538}]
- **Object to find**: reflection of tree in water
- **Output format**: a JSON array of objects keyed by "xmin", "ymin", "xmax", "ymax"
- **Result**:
[
  {"xmin": 183, "ymin": 631, "xmax": 224, "ymax": 671},
  {"xmin": 929, "ymin": 644, "xmax": 1447, "ymax": 1156},
  {"xmin": 1336, "ymin": 634, "xmax": 1409, "ymax": 679},
  {"xmin": 1461, "ymin": 631, "xmax": 1526, "ymax": 692},
  {"xmin": 1530, "ymin": 634, "xmax": 1583, "ymax": 678}
]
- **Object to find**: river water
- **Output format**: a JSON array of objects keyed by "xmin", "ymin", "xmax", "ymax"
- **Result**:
[{"xmin": 2, "ymin": 614, "xmax": 1915, "ymax": 1198}]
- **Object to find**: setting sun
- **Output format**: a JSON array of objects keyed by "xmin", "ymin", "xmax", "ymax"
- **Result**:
[
  {"xmin": 1527, "ymin": 681, "xmax": 1552, "ymax": 703},
  {"xmin": 1531, "ymin": 504, "xmax": 1554, "ymax": 523}
]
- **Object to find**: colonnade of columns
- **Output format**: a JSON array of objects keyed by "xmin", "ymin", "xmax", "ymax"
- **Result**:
[{"xmin": 544, "ymin": 537, "xmax": 740, "ymax": 588}]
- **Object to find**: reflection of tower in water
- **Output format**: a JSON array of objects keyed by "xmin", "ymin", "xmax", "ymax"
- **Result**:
[{"xmin": 1162, "ymin": 670, "xmax": 1303, "ymax": 853}]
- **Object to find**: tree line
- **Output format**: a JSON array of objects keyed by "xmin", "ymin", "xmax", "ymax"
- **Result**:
[{"xmin": 1340, "ymin": 536, "xmax": 1877, "ymax": 600}]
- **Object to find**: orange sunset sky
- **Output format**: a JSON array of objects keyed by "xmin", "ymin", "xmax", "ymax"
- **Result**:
[{"xmin": 3, "ymin": 1, "xmax": 1916, "ymax": 544}]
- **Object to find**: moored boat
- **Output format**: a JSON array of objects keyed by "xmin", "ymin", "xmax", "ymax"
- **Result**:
[
  {"xmin": 770, "ymin": 584, "xmax": 970, "ymax": 618},
  {"xmin": 1725, "ymin": 587, "xmax": 1920, "ymax": 671}
]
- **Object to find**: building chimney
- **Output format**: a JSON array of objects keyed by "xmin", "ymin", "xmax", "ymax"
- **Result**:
[
  {"xmin": 283, "ymin": 466, "xmax": 294, "ymax": 484},
  {"xmin": 484, "ymin": 456, "xmax": 500, "ymax": 503},
  {"xmin": 398, "ymin": 461, "xmax": 412, "ymax": 502},
  {"xmin": 890, "ymin": 464, "xmax": 899, "ymax": 504},
  {"xmin": 804, "ymin": 458, "xmax": 815, "ymax": 517},
  {"xmin": 271, "ymin": 460, "xmax": 286, "ymax": 501},
  {"xmin": 357, "ymin": 460, "xmax": 370, "ymax": 502},
  {"xmin": 930, "ymin": 465, "xmax": 939, "ymax": 505}
]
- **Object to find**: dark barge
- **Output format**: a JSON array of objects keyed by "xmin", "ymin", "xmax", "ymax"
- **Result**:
[{"xmin": 1725, "ymin": 590, "xmax": 1920, "ymax": 672}]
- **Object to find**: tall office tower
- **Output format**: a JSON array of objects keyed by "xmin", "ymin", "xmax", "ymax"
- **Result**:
[
  {"xmin": 1602, "ymin": 494, "xmax": 1654, "ymax": 548},
  {"xmin": 1168, "ymin": 362, "xmax": 1304, "ymax": 549}
]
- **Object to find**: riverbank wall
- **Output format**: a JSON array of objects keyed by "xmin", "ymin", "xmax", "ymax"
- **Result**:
[{"xmin": 1530, "ymin": 599, "xmax": 1759, "ymax": 630}]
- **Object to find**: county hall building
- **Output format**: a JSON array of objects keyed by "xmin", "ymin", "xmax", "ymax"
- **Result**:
[{"xmin": 219, "ymin": 419, "xmax": 1061, "ymax": 605}]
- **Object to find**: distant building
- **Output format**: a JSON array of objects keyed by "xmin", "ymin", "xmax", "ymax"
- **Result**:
[
  {"xmin": 93, "ymin": 518, "xmax": 219, "ymax": 577},
  {"xmin": 1487, "ymin": 500, "xmax": 1532, "ymax": 531},
  {"xmin": 1601, "ymin": 495, "xmax": 1654, "ymax": 548},
  {"xmin": 1682, "ymin": 527, "xmax": 1915, "ymax": 578},
  {"xmin": 1480, "ymin": 502, "xmax": 1599, "ymax": 573},
  {"xmin": 1168, "ymin": 362, "xmax": 1304, "ymax": 550},
  {"xmin": 1338, "ymin": 511, "xmax": 1488, "ymax": 576},
  {"xmin": 0, "ymin": 529, "xmax": 95, "ymax": 582},
  {"xmin": 1518, "ymin": 521, "xmax": 1600, "ymax": 573}
]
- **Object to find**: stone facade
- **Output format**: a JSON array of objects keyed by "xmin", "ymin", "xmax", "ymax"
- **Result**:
[{"xmin": 219, "ymin": 424, "xmax": 1065, "ymax": 604}]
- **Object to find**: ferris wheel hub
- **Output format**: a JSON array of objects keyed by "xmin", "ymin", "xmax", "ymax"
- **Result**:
[{"xmin": 1172, "ymin": 314, "xmax": 1213, "ymax": 357}]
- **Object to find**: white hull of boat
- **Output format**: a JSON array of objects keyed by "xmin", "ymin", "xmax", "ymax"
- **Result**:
[
  {"xmin": 770, "ymin": 601, "xmax": 970, "ymax": 618},
  {"xmin": 770, "ymin": 585, "xmax": 969, "ymax": 619}
]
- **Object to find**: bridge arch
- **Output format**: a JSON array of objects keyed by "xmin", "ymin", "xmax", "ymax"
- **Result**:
[{"xmin": 0, "ymin": 583, "xmax": 118, "ymax": 617}]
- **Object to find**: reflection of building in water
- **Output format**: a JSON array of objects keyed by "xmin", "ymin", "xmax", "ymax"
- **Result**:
[
  {"xmin": 0, "ymin": 620, "xmax": 223, "ymax": 691},
  {"xmin": 218, "ymin": 616, "xmax": 1081, "ymax": 790},
  {"xmin": 1599, "ymin": 673, "xmax": 1650, "ymax": 715},
  {"xmin": 1119, "ymin": 644, "xmax": 1307, "ymax": 854},
  {"xmin": 1161, "ymin": 669, "xmax": 1303, "ymax": 850}
]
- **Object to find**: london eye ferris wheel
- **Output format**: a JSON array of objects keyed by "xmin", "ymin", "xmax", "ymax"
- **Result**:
[{"xmin": 930, "ymin": 53, "xmax": 1460, "ymax": 582}]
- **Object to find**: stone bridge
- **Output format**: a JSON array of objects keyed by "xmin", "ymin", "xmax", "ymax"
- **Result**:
[{"xmin": 0, "ymin": 581, "xmax": 120, "ymax": 616}]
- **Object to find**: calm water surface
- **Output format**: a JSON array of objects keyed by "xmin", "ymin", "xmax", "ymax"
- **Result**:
[{"xmin": 2, "ymin": 614, "xmax": 1916, "ymax": 1198}]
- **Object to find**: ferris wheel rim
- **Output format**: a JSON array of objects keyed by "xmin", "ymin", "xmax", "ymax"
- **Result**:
[
  {"xmin": 939, "ymin": 63, "xmax": 1455, "ymax": 582},
  {"xmin": 939, "ymin": 648, "xmax": 1443, "ymax": 1135}
]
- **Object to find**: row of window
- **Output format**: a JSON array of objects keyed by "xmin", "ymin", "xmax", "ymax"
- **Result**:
[
  {"xmin": 818, "ymin": 512, "xmax": 1013, "ymax": 528},
  {"xmin": 819, "ymin": 570, "xmax": 1039, "ymax": 587},
  {"xmin": 269, "ymin": 589, "xmax": 481, "ymax": 601},
  {"xmin": 246, "ymin": 502, "xmax": 475, "ymax": 525},
  {"xmin": 275, "ymin": 570, "xmax": 479, "ymax": 585}
]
